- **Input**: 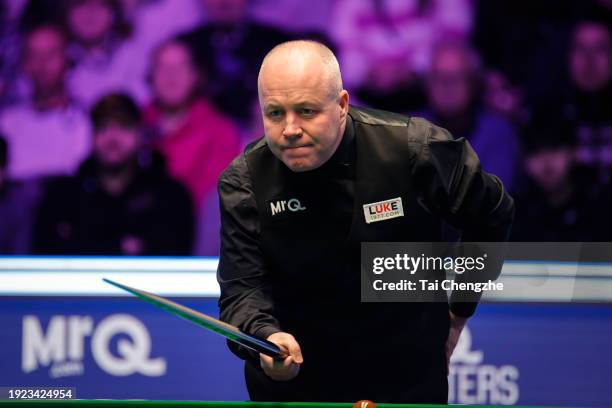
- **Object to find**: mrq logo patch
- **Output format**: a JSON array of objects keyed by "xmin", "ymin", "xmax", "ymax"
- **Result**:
[
  {"xmin": 21, "ymin": 314, "xmax": 166, "ymax": 378},
  {"xmin": 449, "ymin": 327, "xmax": 519, "ymax": 405},
  {"xmin": 269, "ymin": 198, "xmax": 307, "ymax": 216}
]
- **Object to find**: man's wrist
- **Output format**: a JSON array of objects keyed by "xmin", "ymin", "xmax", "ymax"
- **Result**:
[
  {"xmin": 449, "ymin": 309, "xmax": 469, "ymax": 329},
  {"xmin": 254, "ymin": 325, "xmax": 282, "ymax": 341}
]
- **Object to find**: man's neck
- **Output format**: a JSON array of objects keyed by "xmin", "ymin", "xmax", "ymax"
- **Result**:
[
  {"xmin": 331, "ymin": 116, "xmax": 349, "ymax": 157},
  {"xmin": 99, "ymin": 166, "xmax": 135, "ymax": 196},
  {"xmin": 157, "ymin": 102, "xmax": 191, "ymax": 134},
  {"xmin": 338, "ymin": 116, "xmax": 347, "ymax": 141}
]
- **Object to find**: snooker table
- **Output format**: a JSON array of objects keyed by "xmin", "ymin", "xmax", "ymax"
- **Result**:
[{"xmin": 0, "ymin": 402, "xmax": 552, "ymax": 408}]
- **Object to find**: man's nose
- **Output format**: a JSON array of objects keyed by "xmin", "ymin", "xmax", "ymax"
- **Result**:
[{"xmin": 282, "ymin": 114, "xmax": 303, "ymax": 140}]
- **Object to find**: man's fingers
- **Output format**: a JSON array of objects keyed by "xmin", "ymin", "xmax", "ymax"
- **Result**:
[
  {"xmin": 260, "ymin": 353, "xmax": 274, "ymax": 367},
  {"xmin": 268, "ymin": 332, "xmax": 304, "ymax": 365},
  {"xmin": 260, "ymin": 354, "xmax": 299, "ymax": 381},
  {"xmin": 261, "ymin": 332, "xmax": 303, "ymax": 381},
  {"xmin": 278, "ymin": 335, "xmax": 303, "ymax": 364},
  {"xmin": 287, "ymin": 341, "xmax": 303, "ymax": 364},
  {"xmin": 277, "ymin": 357, "xmax": 300, "ymax": 380},
  {"xmin": 260, "ymin": 353, "xmax": 296, "ymax": 371}
]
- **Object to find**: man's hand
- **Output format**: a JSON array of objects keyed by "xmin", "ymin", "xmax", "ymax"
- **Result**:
[
  {"xmin": 446, "ymin": 310, "xmax": 468, "ymax": 371},
  {"xmin": 260, "ymin": 332, "xmax": 303, "ymax": 381}
]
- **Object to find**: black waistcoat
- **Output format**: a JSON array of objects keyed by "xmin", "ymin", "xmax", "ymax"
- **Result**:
[{"xmin": 243, "ymin": 108, "xmax": 449, "ymax": 402}]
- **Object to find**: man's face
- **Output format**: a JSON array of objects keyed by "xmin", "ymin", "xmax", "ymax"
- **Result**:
[
  {"xmin": 525, "ymin": 148, "xmax": 574, "ymax": 193},
  {"xmin": 259, "ymin": 63, "xmax": 349, "ymax": 172},
  {"xmin": 23, "ymin": 27, "xmax": 67, "ymax": 94},
  {"xmin": 152, "ymin": 43, "xmax": 199, "ymax": 108},
  {"xmin": 202, "ymin": 0, "xmax": 247, "ymax": 24},
  {"xmin": 68, "ymin": 0, "xmax": 114, "ymax": 46},
  {"xmin": 569, "ymin": 23, "xmax": 612, "ymax": 92},
  {"xmin": 94, "ymin": 122, "xmax": 140, "ymax": 169},
  {"xmin": 426, "ymin": 48, "xmax": 474, "ymax": 117}
]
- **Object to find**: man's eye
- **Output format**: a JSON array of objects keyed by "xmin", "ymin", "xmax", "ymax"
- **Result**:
[
  {"xmin": 266, "ymin": 110, "xmax": 283, "ymax": 119},
  {"xmin": 299, "ymin": 108, "xmax": 317, "ymax": 116}
]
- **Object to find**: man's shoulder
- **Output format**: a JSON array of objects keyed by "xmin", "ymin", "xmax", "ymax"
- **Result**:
[
  {"xmin": 349, "ymin": 105, "xmax": 450, "ymax": 144},
  {"xmin": 349, "ymin": 105, "xmax": 411, "ymax": 127},
  {"xmin": 219, "ymin": 138, "xmax": 267, "ymax": 187}
]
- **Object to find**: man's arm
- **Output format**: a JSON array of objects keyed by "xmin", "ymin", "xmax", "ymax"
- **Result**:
[
  {"xmin": 411, "ymin": 118, "xmax": 515, "ymax": 317},
  {"xmin": 217, "ymin": 156, "xmax": 282, "ymax": 361}
]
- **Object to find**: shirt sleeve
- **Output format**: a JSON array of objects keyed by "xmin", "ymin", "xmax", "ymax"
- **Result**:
[
  {"xmin": 217, "ymin": 155, "xmax": 282, "ymax": 361},
  {"xmin": 410, "ymin": 118, "xmax": 515, "ymax": 317}
]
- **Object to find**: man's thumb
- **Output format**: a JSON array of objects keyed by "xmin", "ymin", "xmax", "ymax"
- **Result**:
[{"xmin": 288, "ymin": 341, "xmax": 303, "ymax": 364}]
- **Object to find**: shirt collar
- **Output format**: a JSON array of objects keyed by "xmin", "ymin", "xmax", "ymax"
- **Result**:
[
  {"xmin": 328, "ymin": 114, "xmax": 355, "ymax": 165},
  {"xmin": 317, "ymin": 114, "xmax": 355, "ymax": 178}
]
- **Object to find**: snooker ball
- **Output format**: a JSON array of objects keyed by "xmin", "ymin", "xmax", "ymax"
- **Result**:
[{"xmin": 353, "ymin": 400, "xmax": 377, "ymax": 408}]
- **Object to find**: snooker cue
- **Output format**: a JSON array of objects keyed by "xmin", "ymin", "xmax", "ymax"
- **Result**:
[{"xmin": 102, "ymin": 278, "xmax": 288, "ymax": 360}]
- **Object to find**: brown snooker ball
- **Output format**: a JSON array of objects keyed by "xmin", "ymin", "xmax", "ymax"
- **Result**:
[{"xmin": 353, "ymin": 400, "xmax": 377, "ymax": 408}]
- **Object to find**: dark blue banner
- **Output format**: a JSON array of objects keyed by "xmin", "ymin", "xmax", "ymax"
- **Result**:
[
  {"xmin": 0, "ymin": 298, "xmax": 611, "ymax": 407},
  {"xmin": 0, "ymin": 297, "xmax": 247, "ymax": 400}
]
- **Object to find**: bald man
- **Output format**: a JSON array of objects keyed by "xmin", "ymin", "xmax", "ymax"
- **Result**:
[{"xmin": 217, "ymin": 41, "xmax": 514, "ymax": 403}]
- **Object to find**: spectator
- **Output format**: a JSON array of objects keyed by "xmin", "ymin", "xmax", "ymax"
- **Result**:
[
  {"xmin": 180, "ymin": 0, "xmax": 293, "ymax": 125},
  {"xmin": 330, "ymin": 0, "xmax": 473, "ymax": 112},
  {"xmin": 0, "ymin": 135, "xmax": 41, "ymax": 254},
  {"xmin": 0, "ymin": 1, "xmax": 26, "ymax": 106},
  {"xmin": 4, "ymin": 0, "xmax": 65, "ymax": 105},
  {"xmin": 0, "ymin": 24, "xmax": 91, "ymax": 181},
  {"xmin": 511, "ymin": 114, "xmax": 610, "ymax": 241},
  {"xmin": 119, "ymin": 0, "xmax": 202, "ymax": 42},
  {"xmin": 563, "ymin": 19, "xmax": 612, "ymax": 182},
  {"xmin": 472, "ymin": 0, "xmax": 582, "ymax": 122},
  {"xmin": 33, "ymin": 93, "xmax": 194, "ymax": 255},
  {"xmin": 249, "ymin": 0, "xmax": 333, "ymax": 35},
  {"xmin": 419, "ymin": 43, "xmax": 520, "ymax": 191},
  {"xmin": 64, "ymin": 0, "xmax": 200, "ymax": 108},
  {"xmin": 63, "ymin": 0, "xmax": 146, "ymax": 107},
  {"xmin": 143, "ymin": 39, "xmax": 240, "ymax": 211},
  {"xmin": 574, "ymin": 1, "xmax": 612, "ymax": 36}
]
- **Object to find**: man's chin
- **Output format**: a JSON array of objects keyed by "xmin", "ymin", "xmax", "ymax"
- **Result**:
[
  {"xmin": 283, "ymin": 158, "xmax": 320, "ymax": 173},
  {"xmin": 96, "ymin": 158, "xmax": 134, "ymax": 174}
]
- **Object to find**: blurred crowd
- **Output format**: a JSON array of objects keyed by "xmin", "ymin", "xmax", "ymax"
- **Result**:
[{"xmin": 0, "ymin": 0, "xmax": 611, "ymax": 256}]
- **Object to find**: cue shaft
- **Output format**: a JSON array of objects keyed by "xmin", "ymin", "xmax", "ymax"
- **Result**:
[{"xmin": 102, "ymin": 278, "xmax": 287, "ymax": 359}]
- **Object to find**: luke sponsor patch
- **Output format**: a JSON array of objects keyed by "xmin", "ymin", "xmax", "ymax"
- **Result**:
[{"xmin": 363, "ymin": 197, "xmax": 404, "ymax": 224}]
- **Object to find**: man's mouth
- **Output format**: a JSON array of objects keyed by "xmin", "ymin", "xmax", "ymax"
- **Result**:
[{"xmin": 281, "ymin": 144, "xmax": 313, "ymax": 151}]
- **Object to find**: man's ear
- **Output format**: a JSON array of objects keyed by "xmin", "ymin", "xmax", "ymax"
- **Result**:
[{"xmin": 339, "ymin": 90, "xmax": 350, "ymax": 116}]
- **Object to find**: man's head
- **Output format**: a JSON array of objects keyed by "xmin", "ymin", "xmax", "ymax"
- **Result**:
[
  {"xmin": 151, "ymin": 40, "xmax": 201, "ymax": 110},
  {"xmin": 525, "ymin": 145, "xmax": 575, "ymax": 194},
  {"xmin": 523, "ymin": 114, "xmax": 576, "ymax": 194},
  {"xmin": 258, "ymin": 40, "xmax": 349, "ymax": 172},
  {"xmin": 201, "ymin": 0, "xmax": 247, "ymax": 25},
  {"xmin": 91, "ymin": 93, "xmax": 141, "ymax": 170},
  {"xmin": 23, "ymin": 24, "xmax": 68, "ymax": 97},
  {"xmin": 66, "ymin": 0, "xmax": 118, "ymax": 47},
  {"xmin": 569, "ymin": 21, "xmax": 612, "ymax": 93},
  {"xmin": 426, "ymin": 43, "xmax": 482, "ymax": 118}
]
